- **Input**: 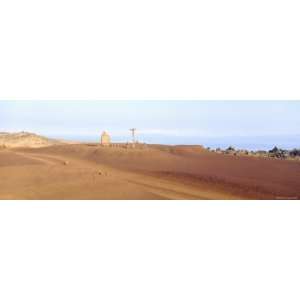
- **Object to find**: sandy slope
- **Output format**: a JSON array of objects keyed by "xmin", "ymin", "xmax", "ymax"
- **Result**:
[
  {"xmin": 0, "ymin": 132, "xmax": 66, "ymax": 148},
  {"xmin": 0, "ymin": 144, "xmax": 299, "ymax": 199}
]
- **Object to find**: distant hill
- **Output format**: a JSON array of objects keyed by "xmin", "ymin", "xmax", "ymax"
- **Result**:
[{"xmin": 0, "ymin": 132, "xmax": 66, "ymax": 148}]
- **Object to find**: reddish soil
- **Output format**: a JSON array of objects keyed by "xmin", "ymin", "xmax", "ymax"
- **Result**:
[{"xmin": 0, "ymin": 144, "xmax": 299, "ymax": 199}]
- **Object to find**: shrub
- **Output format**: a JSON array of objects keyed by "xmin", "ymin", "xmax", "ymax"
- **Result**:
[
  {"xmin": 269, "ymin": 146, "xmax": 279, "ymax": 153},
  {"xmin": 290, "ymin": 149, "xmax": 300, "ymax": 157},
  {"xmin": 226, "ymin": 146, "xmax": 235, "ymax": 151}
]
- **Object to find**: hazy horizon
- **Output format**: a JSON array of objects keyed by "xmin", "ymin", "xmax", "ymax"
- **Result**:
[{"xmin": 1, "ymin": 100, "xmax": 300, "ymax": 150}]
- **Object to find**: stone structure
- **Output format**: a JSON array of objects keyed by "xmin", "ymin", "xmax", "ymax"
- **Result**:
[{"xmin": 100, "ymin": 131, "xmax": 111, "ymax": 146}]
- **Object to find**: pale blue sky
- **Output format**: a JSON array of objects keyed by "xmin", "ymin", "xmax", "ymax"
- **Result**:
[{"xmin": 1, "ymin": 101, "xmax": 300, "ymax": 148}]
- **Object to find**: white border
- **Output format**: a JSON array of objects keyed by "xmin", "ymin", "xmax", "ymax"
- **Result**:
[
  {"xmin": 1, "ymin": 200, "xmax": 300, "ymax": 300},
  {"xmin": 0, "ymin": 0, "xmax": 299, "ymax": 100}
]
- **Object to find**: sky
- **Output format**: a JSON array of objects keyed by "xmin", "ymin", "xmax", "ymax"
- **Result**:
[{"xmin": 1, "ymin": 100, "xmax": 300, "ymax": 149}]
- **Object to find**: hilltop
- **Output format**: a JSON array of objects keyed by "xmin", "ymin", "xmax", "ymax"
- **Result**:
[{"xmin": 0, "ymin": 131, "xmax": 66, "ymax": 148}]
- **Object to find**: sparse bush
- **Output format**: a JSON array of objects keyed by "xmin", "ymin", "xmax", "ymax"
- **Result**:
[
  {"xmin": 269, "ymin": 146, "xmax": 279, "ymax": 153},
  {"xmin": 226, "ymin": 146, "xmax": 235, "ymax": 151},
  {"xmin": 290, "ymin": 149, "xmax": 300, "ymax": 157}
]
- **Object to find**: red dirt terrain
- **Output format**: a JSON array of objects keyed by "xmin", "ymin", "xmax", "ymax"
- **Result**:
[{"xmin": 0, "ymin": 144, "xmax": 299, "ymax": 199}]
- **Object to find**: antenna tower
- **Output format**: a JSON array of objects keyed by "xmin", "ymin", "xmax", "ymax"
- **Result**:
[{"xmin": 129, "ymin": 128, "xmax": 137, "ymax": 143}]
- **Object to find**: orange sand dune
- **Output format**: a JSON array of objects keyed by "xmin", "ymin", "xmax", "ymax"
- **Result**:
[{"xmin": 0, "ymin": 144, "xmax": 299, "ymax": 199}]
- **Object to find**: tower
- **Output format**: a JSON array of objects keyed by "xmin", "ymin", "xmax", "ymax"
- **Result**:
[{"xmin": 129, "ymin": 128, "xmax": 136, "ymax": 143}]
